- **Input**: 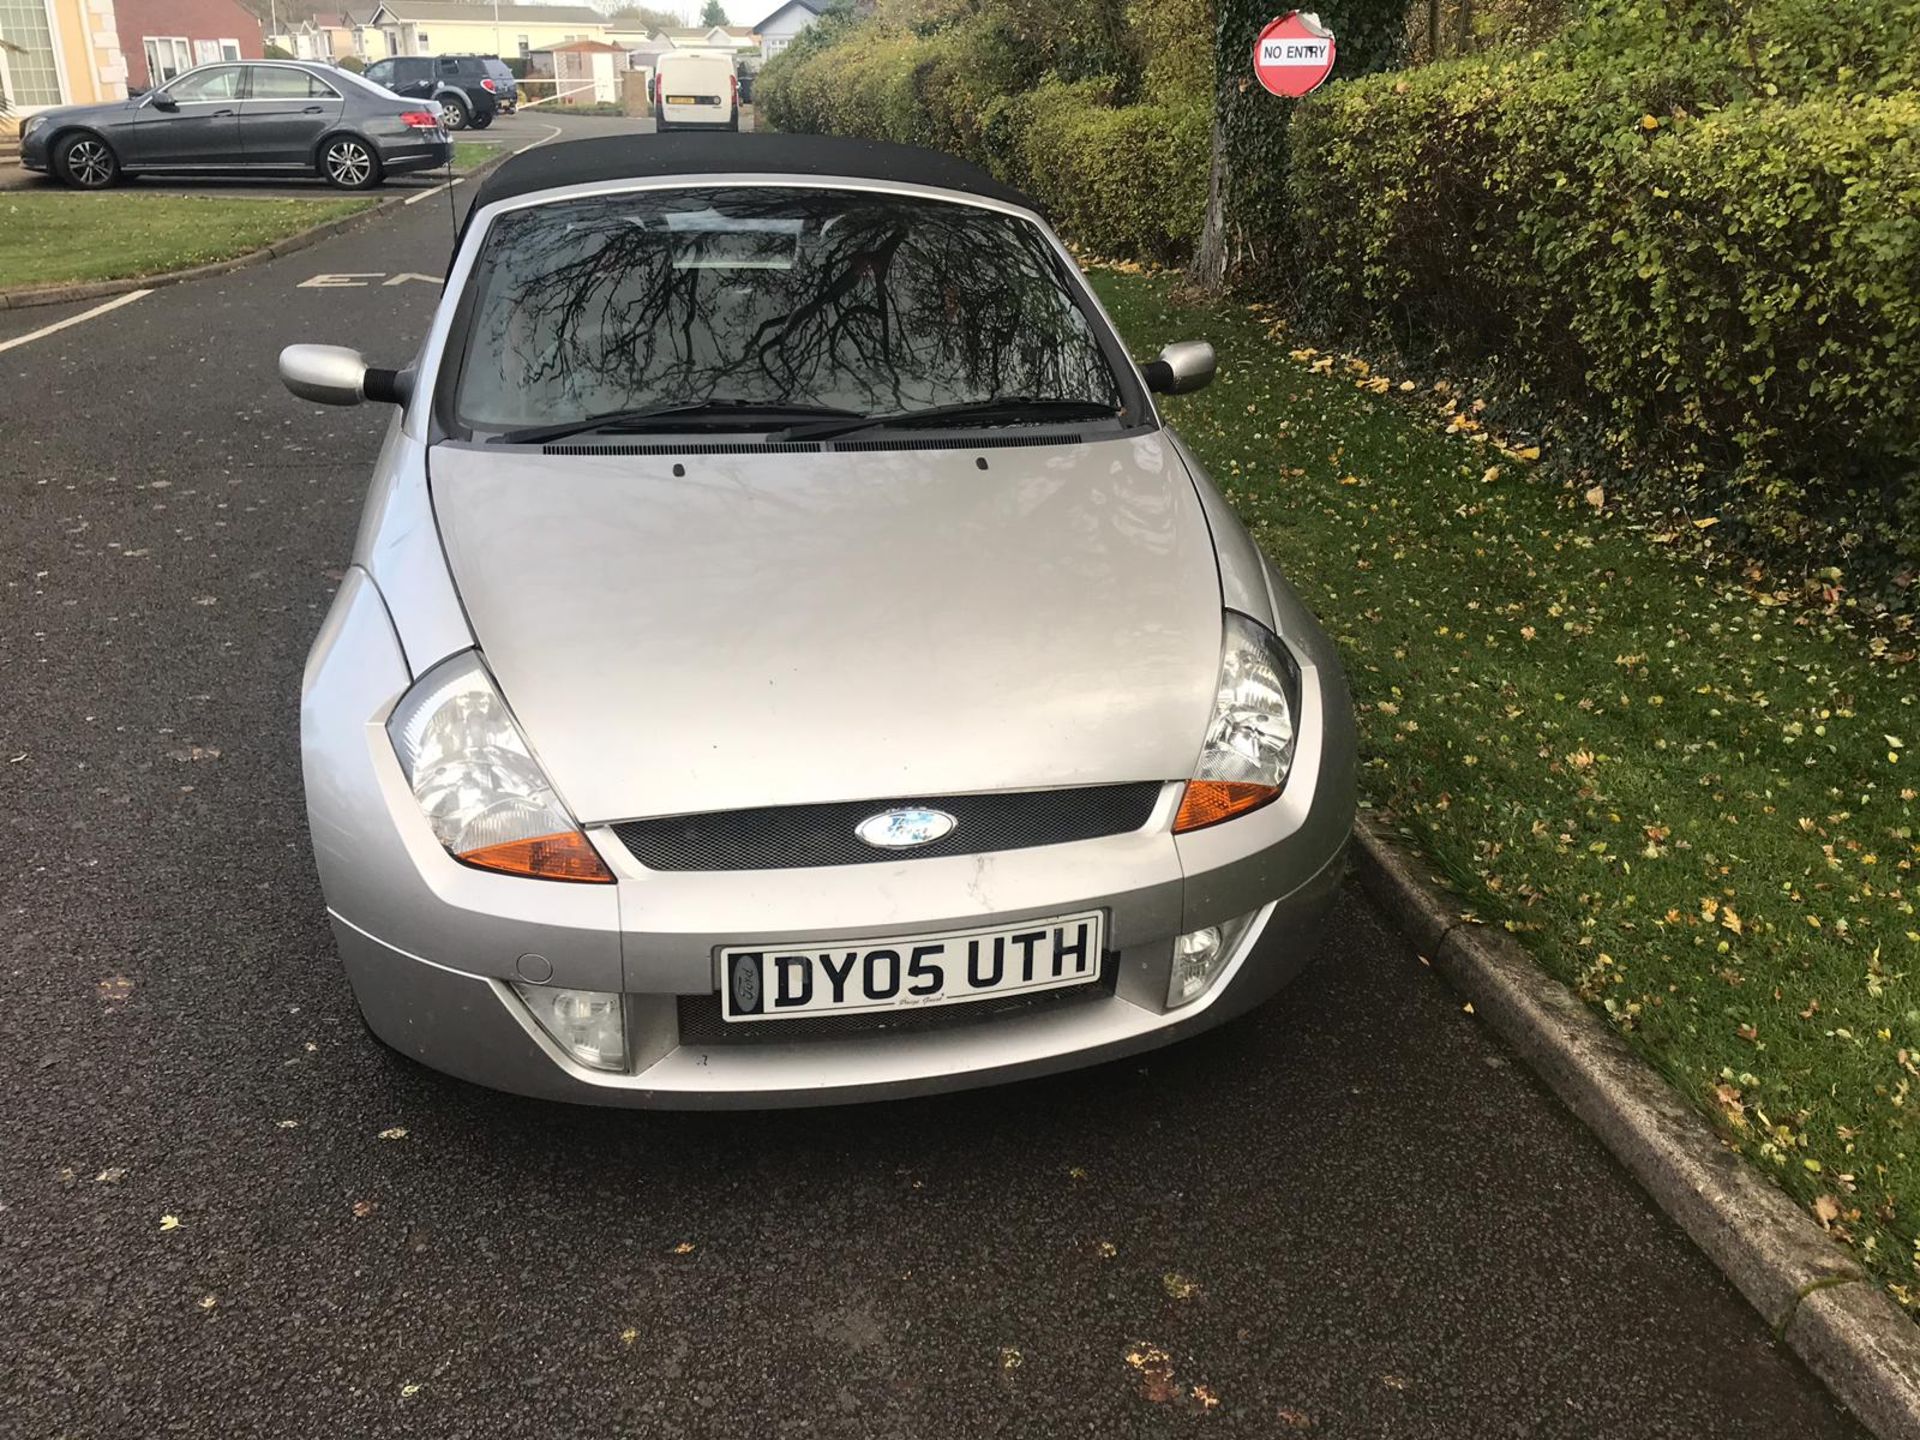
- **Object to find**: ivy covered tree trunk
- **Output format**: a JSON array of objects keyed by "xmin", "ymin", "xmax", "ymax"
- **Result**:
[
  {"xmin": 1189, "ymin": 112, "xmax": 1232, "ymax": 290},
  {"xmin": 1189, "ymin": 0, "xmax": 1409, "ymax": 292}
]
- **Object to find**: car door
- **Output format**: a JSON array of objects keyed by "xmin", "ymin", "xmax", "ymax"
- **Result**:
[
  {"xmin": 239, "ymin": 65, "xmax": 344, "ymax": 167},
  {"xmin": 384, "ymin": 58, "xmax": 436, "ymax": 101},
  {"xmin": 124, "ymin": 64, "xmax": 245, "ymax": 167}
]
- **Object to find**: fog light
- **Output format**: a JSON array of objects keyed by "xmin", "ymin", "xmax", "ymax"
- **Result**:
[
  {"xmin": 1168, "ymin": 911, "xmax": 1260, "ymax": 1008},
  {"xmin": 512, "ymin": 984, "xmax": 626, "ymax": 1071}
]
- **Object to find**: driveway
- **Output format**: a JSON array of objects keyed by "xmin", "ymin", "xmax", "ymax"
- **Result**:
[{"xmin": 0, "ymin": 148, "xmax": 1864, "ymax": 1438}]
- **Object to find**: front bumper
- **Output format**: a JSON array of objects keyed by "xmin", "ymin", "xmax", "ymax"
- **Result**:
[
  {"xmin": 303, "ymin": 568, "xmax": 1357, "ymax": 1108},
  {"xmin": 331, "ymin": 843, "xmax": 1345, "ymax": 1108},
  {"xmin": 19, "ymin": 126, "xmax": 50, "ymax": 171}
]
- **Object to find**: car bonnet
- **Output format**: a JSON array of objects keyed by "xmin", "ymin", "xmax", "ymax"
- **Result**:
[{"xmin": 427, "ymin": 432, "xmax": 1223, "ymax": 823}]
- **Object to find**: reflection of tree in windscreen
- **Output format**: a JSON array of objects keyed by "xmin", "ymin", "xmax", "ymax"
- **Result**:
[{"xmin": 477, "ymin": 190, "xmax": 1121, "ymax": 419}]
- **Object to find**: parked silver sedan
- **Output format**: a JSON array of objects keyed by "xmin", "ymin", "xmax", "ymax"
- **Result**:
[
  {"xmin": 19, "ymin": 59, "xmax": 449, "ymax": 190},
  {"xmin": 282, "ymin": 134, "xmax": 1356, "ymax": 1107}
]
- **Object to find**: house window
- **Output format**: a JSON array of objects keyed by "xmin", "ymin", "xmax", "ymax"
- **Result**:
[
  {"xmin": 416, "ymin": 30, "xmax": 428, "ymax": 48},
  {"xmin": 219, "ymin": 38, "xmax": 242, "ymax": 61},
  {"xmin": 517, "ymin": 35, "xmax": 529, "ymax": 56},
  {"xmin": 193, "ymin": 39, "xmax": 220, "ymax": 63},
  {"xmin": 143, "ymin": 36, "xmax": 194, "ymax": 85},
  {"xmin": 0, "ymin": 0, "xmax": 63, "ymax": 105}
]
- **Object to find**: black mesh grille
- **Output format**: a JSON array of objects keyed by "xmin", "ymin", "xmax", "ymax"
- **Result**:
[
  {"xmin": 676, "ymin": 965, "xmax": 1114, "ymax": 1046},
  {"xmin": 613, "ymin": 783, "xmax": 1163, "ymax": 872}
]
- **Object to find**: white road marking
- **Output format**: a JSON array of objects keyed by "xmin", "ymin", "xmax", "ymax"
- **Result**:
[
  {"xmin": 514, "ymin": 124, "xmax": 564, "ymax": 156},
  {"xmin": 295, "ymin": 271, "xmax": 439, "ymax": 289},
  {"xmin": 403, "ymin": 177, "xmax": 464, "ymax": 206},
  {"xmin": 0, "ymin": 289, "xmax": 151, "ymax": 355}
]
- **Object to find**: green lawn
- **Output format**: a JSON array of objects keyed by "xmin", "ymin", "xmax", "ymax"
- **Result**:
[
  {"xmin": 1091, "ymin": 270, "xmax": 1920, "ymax": 1307},
  {"xmin": 452, "ymin": 141, "xmax": 499, "ymax": 173},
  {"xmin": 0, "ymin": 193, "xmax": 373, "ymax": 289}
]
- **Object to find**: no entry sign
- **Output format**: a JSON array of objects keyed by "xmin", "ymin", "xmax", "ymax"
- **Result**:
[{"xmin": 1254, "ymin": 11, "xmax": 1337, "ymax": 98}]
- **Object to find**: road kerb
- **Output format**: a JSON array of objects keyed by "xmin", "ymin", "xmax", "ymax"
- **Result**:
[
  {"xmin": 1788, "ymin": 1282, "xmax": 1920, "ymax": 1439},
  {"xmin": 1353, "ymin": 812, "xmax": 1920, "ymax": 1439}
]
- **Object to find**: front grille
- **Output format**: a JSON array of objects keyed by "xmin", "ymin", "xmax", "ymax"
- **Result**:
[
  {"xmin": 612, "ymin": 782, "xmax": 1164, "ymax": 872},
  {"xmin": 676, "ymin": 965, "xmax": 1115, "ymax": 1046}
]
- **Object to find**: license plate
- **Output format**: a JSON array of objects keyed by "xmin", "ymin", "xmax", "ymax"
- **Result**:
[
  {"xmin": 721, "ymin": 911, "xmax": 1104, "ymax": 1022},
  {"xmin": 666, "ymin": 95, "xmax": 716, "ymax": 106}
]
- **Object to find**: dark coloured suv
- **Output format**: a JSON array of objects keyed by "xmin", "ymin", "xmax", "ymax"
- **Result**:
[
  {"xmin": 472, "ymin": 57, "xmax": 519, "ymax": 114},
  {"xmin": 363, "ymin": 55, "xmax": 503, "ymax": 131}
]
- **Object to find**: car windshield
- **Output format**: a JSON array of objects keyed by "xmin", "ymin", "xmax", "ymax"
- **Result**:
[{"xmin": 449, "ymin": 187, "xmax": 1132, "ymax": 436}]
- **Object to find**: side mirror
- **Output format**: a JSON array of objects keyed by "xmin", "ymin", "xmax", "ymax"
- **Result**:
[
  {"xmin": 1142, "ymin": 340, "xmax": 1216, "ymax": 396},
  {"xmin": 149, "ymin": 92, "xmax": 179, "ymax": 112},
  {"xmin": 279, "ymin": 344, "xmax": 411, "ymax": 407}
]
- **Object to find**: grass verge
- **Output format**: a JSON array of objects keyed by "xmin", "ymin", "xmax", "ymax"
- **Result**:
[
  {"xmin": 1090, "ymin": 269, "xmax": 1920, "ymax": 1308},
  {"xmin": 452, "ymin": 141, "xmax": 499, "ymax": 173},
  {"xmin": 0, "ymin": 193, "xmax": 373, "ymax": 289}
]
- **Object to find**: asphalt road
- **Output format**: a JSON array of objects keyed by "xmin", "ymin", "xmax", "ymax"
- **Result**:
[{"xmin": 0, "ymin": 119, "xmax": 1866, "ymax": 1438}]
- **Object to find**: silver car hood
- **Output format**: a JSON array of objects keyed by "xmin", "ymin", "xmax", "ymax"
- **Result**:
[{"xmin": 429, "ymin": 434, "xmax": 1222, "ymax": 823}]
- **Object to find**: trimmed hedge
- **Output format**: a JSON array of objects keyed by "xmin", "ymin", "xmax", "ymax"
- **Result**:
[
  {"xmin": 1291, "ymin": 48, "xmax": 1920, "ymax": 600},
  {"xmin": 1014, "ymin": 80, "xmax": 1211, "ymax": 260},
  {"xmin": 755, "ymin": 4, "xmax": 1210, "ymax": 262}
]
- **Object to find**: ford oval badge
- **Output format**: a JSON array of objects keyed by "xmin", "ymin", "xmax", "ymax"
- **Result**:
[{"xmin": 855, "ymin": 808, "xmax": 958, "ymax": 849}]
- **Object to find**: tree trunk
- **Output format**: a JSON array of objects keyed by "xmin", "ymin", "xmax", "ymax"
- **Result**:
[
  {"xmin": 1187, "ymin": 110, "xmax": 1231, "ymax": 292},
  {"xmin": 1427, "ymin": 0, "xmax": 1442, "ymax": 58},
  {"xmin": 1188, "ymin": 0, "xmax": 1411, "ymax": 298}
]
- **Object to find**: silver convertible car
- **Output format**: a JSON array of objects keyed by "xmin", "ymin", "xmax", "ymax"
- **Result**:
[{"xmin": 282, "ymin": 134, "xmax": 1356, "ymax": 1107}]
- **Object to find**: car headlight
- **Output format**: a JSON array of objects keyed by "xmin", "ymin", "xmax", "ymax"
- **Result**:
[
  {"xmin": 386, "ymin": 651, "xmax": 613, "ymax": 882},
  {"xmin": 1174, "ymin": 611, "xmax": 1300, "ymax": 833},
  {"xmin": 22, "ymin": 114, "xmax": 48, "ymax": 140}
]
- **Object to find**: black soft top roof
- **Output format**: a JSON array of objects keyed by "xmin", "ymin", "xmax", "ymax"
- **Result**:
[{"xmin": 465, "ymin": 132, "xmax": 1041, "ymax": 216}]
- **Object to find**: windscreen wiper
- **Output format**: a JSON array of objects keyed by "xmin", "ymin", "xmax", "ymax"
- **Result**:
[
  {"xmin": 492, "ymin": 400, "xmax": 864, "ymax": 446},
  {"xmin": 775, "ymin": 397, "xmax": 1124, "ymax": 443}
]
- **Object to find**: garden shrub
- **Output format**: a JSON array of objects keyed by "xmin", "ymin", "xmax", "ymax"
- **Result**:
[
  {"xmin": 1015, "ymin": 80, "xmax": 1210, "ymax": 260},
  {"xmin": 755, "ymin": 3, "xmax": 1210, "ymax": 262},
  {"xmin": 1291, "ymin": 40, "xmax": 1920, "ymax": 599}
]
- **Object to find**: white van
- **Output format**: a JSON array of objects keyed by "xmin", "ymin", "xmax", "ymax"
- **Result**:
[{"xmin": 651, "ymin": 51, "xmax": 739, "ymax": 132}]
